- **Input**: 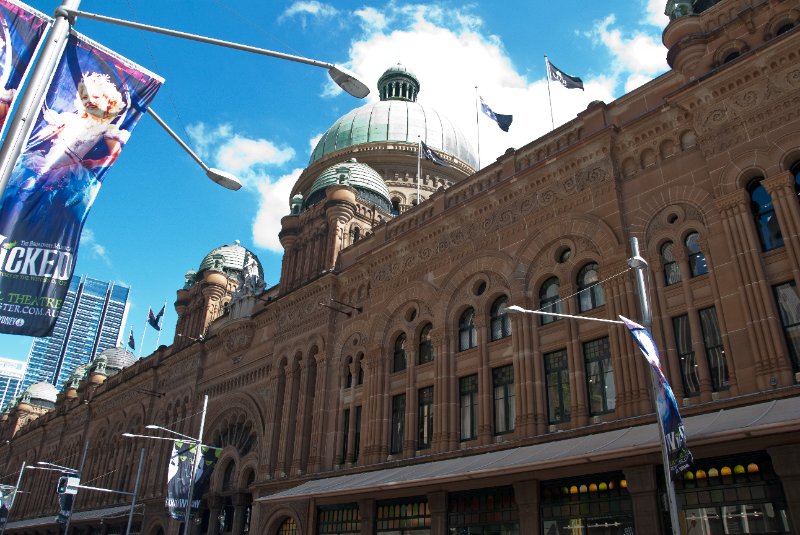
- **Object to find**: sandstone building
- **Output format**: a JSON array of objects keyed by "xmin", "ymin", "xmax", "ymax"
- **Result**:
[{"xmin": 2, "ymin": 0, "xmax": 800, "ymax": 533}]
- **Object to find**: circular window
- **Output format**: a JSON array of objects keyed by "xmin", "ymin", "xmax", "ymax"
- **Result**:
[
  {"xmin": 558, "ymin": 248, "xmax": 572, "ymax": 263},
  {"xmin": 667, "ymin": 213, "xmax": 678, "ymax": 224},
  {"xmin": 473, "ymin": 280, "xmax": 487, "ymax": 296},
  {"xmin": 405, "ymin": 306, "xmax": 418, "ymax": 322}
]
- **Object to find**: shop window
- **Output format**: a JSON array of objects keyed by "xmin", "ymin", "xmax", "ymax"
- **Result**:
[
  {"xmin": 490, "ymin": 295, "xmax": 512, "ymax": 341},
  {"xmin": 685, "ymin": 232, "xmax": 708, "ymax": 277},
  {"xmin": 448, "ymin": 486, "xmax": 519, "ymax": 534},
  {"xmin": 418, "ymin": 323, "xmax": 433, "ymax": 364},
  {"xmin": 699, "ymin": 307, "xmax": 729, "ymax": 391},
  {"xmin": 539, "ymin": 277, "xmax": 562, "ymax": 325},
  {"xmin": 459, "ymin": 375, "xmax": 478, "ymax": 441},
  {"xmin": 493, "ymin": 365, "xmax": 515, "ymax": 435},
  {"xmin": 417, "ymin": 386, "xmax": 433, "ymax": 450},
  {"xmin": 458, "ymin": 308, "xmax": 477, "ymax": 351},
  {"xmin": 673, "ymin": 315, "xmax": 700, "ymax": 396},
  {"xmin": 545, "ymin": 349, "xmax": 571, "ymax": 424},
  {"xmin": 677, "ymin": 453, "xmax": 791, "ymax": 535},
  {"xmin": 390, "ymin": 394, "xmax": 405, "ymax": 454},
  {"xmin": 662, "ymin": 241, "xmax": 681, "ymax": 286},
  {"xmin": 393, "ymin": 333, "xmax": 407, "ymax": 372},
  {"xmin": 376, "ymin": 498, "xmax": 431, "ymax": 533},
  {"xmin": 584, "ymin": 337, "xmax": 616, "ymax": 415},
  {"xmin": 277, "ymin": 517, "xmax": 297, "ymax": 535},
  {"xmin": 577, "ymin": 263, "xmax": 605, "ymax": 312},
  {"xmin": 317, "ymin": 504, "xmax": 361, "ymax": 534},
  {"xmin": 773, "ymin": 282, "xmax": 800, "ymax": 373},
  {"xmin": 748, "ymin": 178, "xmax": 784, "ymax": 251},
  {"xmin": 541, "ymin": 472, "xmax": 632, "ymax": 534}
]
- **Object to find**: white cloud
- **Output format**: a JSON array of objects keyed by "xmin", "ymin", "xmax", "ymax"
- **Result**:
[
  {"xmin": 281, "ymin": 1, "xmax": 338, "ymax": 26},
  {"xmin": 309, "ymin": 133, "xmax": 323, "ymax": 157},
  {"xmin": 589, "ymin": 15, "xmax": 668, "ymax": 92},
  {"xmin": 252, "ymin": 169, "xmax": 303, "ymax": 252},
  {"xmin": 338, "ymin": 4, "xmax": 615, "ymax": 165},
  {"xmin": 216, "ymin": 136, "xmax": 295, "ymax": 175},
  {"xmin": 645, "ymin": 0, "xmax": 670, "ymax": 27},
  {"xmin": 354, "ymin": 7, "xmax": 387, "ymax": 33},
  {"xmin": 80, "ymin": 228, "xmax": 111, "ymax": 266},
  {"xmin": 185, "ymin": 122, "xmax": 232, "ymax": 160}
]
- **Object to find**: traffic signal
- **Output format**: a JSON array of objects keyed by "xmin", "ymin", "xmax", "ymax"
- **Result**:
[{"xmin": 56, "ymin": 476, "xmax": 79, "ymax": 495}]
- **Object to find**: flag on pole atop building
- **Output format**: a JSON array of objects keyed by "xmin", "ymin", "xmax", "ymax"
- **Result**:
[
  {"xmin": 420, "ymin": 140, "xmax": 450, "ymax": 167},
  {"xmin": 148, "ymin": 304, "xmax": 165, "ymax": 331},
  {"xmin": 479, "ymin": 97, "xmax": 513, "ymax": 132},
  {"xmin": 546, "ymin": 57, "xmax": 584, "ymax": 90},
  {"xmin": 127, "ymin": 327, "xmax": 135, "ymax": 350},
  {"xmin": 620, "ymin": 315, "xmax": 693, "ymax": 478},
  {"xmin": 0, "ymin": 0, "xmax": 49, "ymax": 134},
  {"xmin": 0, "ymin": 29, "xmax": 163, "ymax": 337}
]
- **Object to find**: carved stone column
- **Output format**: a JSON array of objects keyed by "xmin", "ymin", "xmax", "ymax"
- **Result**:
[
  {"xmin": 290, "ymin": 358, "xmax": 311, "ymax": 475},
  {"xmin": 231, "ymin": 492, "xmax": 250, "ymax": 535},
  {"xmin": 307, "ymin": 353, "xmax": 329, "ymax": 472},
  {"xmin": 768, "ymin": 444, "xmax": 800, "ymax": 533},
  {"xmin": 275, "ymin": 361, "xmax": 299, "ymax": 477},
  {"xmin": 513, "ymin": 480, "xmax": 540, "ymax": 535},
  {"xmin": 427, "ymin": 491, "xmax": 447, "ymax": 535},
  {"xmin": 623, "ymin": 465, "xmax": 663, "ymax": 535}
]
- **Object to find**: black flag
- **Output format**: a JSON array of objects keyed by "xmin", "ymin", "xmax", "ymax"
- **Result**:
[
  {"xmin": 546, "ymin": 58, "xmax": 584, "ymax": 90},
  {"xmin": 480, "ymin": 97, "xmax": 513, "ymax": 132},
  {"xmin": 420, "ymin": 140, "xmax": 450, "ymax": 167},
  {"xmin": 128, "ymin": 328, "xmax": 135, "ymax": 350},
  {"xmin": 148, "ymin": 304, "xmax": 165, "ymax": 331}
]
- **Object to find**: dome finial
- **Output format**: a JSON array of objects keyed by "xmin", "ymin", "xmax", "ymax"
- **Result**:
[{"xmin": 377, "ymin": 64, "xmax": 420, "ymax": 102}]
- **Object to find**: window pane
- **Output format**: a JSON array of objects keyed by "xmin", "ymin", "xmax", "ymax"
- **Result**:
[
  {"xmin": 459, "ymin": 375, "xmax": 478, "ymax": 440},
  {"xmin": 673, "ymin": 315, "xmax": 700, "ymax": 396},
  {"xmin": 393, "ymin": 334, "xmax": 407, "ymax": 372},
  {"xmin": 773, "ymin": 282, "xmax": 800, "ymax": 373},
  {"xmin": 583, "ymin": 338, "xmax": 615, "ymax": 414},
  {"xmin": 686, "ymin": 232, "xmax": 708, "ymax": 277},
  {"xmin": 417, "ymin": 387, "xmax": 433, "ymax": 449},
  {"xmin": 540, "ymin": 277, "xmax": 561, "ymax": 325},
  {"xmin": 493, "ymin": 365, "xmax": 515, "ymax": 434},
  {"xmin": 545, "ymin": 349, "xmax": 570, "ymax": 424},
  {"xmin": 390, "ymin": 394, "xmax": 405, "ymax": 454},
  {"xmin": 749, "ymin": 180, "xmax": 784, "ymax": 251},
  {"xmin": 459, "ymin": 308, "xmax": 477, "ymax": 350},
  {"xmin": 418, "ymin": 323, "xmax": 433, "ymax": 364},
  {"xmin": 577, "ymin": 263, "xmax": 604, "ymax": 312},
  {"xmin": 490, "ymin": 296, "xmax": 511, "ymax": 341},
  {"xmin": 699, "ymin": 307, "xmax": 729, "ymax": 391}
]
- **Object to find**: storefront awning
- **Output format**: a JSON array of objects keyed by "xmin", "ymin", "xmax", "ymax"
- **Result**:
[
  {"xmin": 5, "ymin": 504, "xmax": 137, "ymax": 530},
  {"xmin": 257, "ymin": 396, "xmax": 800, "ymax": 503}
]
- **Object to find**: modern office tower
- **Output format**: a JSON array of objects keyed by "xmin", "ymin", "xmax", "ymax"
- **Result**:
[
  {"xmin": 0, "ymin": 357, "xmax": 25, "ymax": 410},
  {"xmin": 21, "ymin": 276, "xmax": 130, "ymax": 392}
]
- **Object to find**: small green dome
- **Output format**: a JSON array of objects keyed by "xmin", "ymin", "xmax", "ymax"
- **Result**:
[
  {"xmin": 306, "ymin": 159, "xmax": 391, "ymax": 212},
  {"xmin": 25, "ymin": 381, "xmax": 58, "ymax": 407}
]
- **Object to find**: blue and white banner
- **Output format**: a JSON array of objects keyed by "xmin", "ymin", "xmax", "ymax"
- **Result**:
[
  {"xmin": 620, "ymin": 315, "xmax": 693, "ymax": 478},
  {"xmin": 0, "ymin": 0, "xmax": 48, "ymax": 134},
  {"xmin": 0, "ymin": 31, "xmax": 162, "ymax": 336}
]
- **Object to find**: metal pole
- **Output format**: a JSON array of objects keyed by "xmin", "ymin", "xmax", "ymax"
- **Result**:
[
  {"xmin": 62, "ymin": 440, "xmax": 90, "ymax": 535},
  {"xmin": 629, "ymin": 237, "xmax": 682, "ymax": 535},
  {"xmin": 0, "ymin": 461, "xmax": 25, "ymax": 535},
  {"xmin": 544, "ymin": 56, "xmax": 555, "ymax": 131},
  {"xmin": 183, "ymin": 394, "xmax": 209, "ymax": 535},
  {"xmin": 125, "ymin": 448, "xmax": 145, "ymax": 535},
  {"xmin": 0, "ymin": 0, "xmax": 80, "ymax": 201}
]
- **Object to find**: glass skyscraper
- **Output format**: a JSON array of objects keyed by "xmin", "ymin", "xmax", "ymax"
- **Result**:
[
  {"xmin": 0, "ymin": 357, "xmax": 25, "ymax": 410},
  {"xmin": 21, "ymin": 276, "xmax": 130, "ymax": 392}
]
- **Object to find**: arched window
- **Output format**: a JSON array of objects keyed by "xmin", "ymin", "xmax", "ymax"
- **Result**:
[
  {"xmin": 391, "ymin": 198, "xmax": 401, "ymax": 215},
  {"xmin": 222, "ymin": 461, "xmax": 235, "ymax": 491},
  {"xmin": 662, "ymin": 241, "xmax": 681, "ymax": 285},
  {"xmin": 277, "ymin": 517, "xmax": 297, "ymax": 535},
  {"xmin": 352, "ymin": 226, "xmax": 361, "ymax": 243},
  {"xmin": 793, "ymin": 161, "xmax": 800, "ymax": 198},
  {"xmin": 776, "ymin": 22, "xmax": 795, "ymax": 36},
  {"xmin": 357, "ymin": 354, "xmax": 364, "ymax": 385},
  {"xmin": 392, "ymin": 333, "xmax": 407, "ymax": 372},
  {"xmin": 539, "ymin": 277, "xmax": 562, "ymax": 325},
  {"xmin": 685, "ymin": 232, "xmax": 708, "ymax": 277},
  {"xmin": 458, "ymin": 308, "xmax": 477, "ymax": 351},
  {"xmin": 577, "ymin": 263, "xmax": 605, "ymax": 312},
  {"xmin": 418, "ymin": 323, "xmax": 433, "ymax": 364},
  {"xmin": 490, "ymin": 296, "xmax": 511, "ymax": 341},
  {"xmin": 748, "ymin": 178, "xmax": 784, "ymax": 251},
  {"xmin": 344, "ymin": 357, "xmax": 353, "ymax": 388}
]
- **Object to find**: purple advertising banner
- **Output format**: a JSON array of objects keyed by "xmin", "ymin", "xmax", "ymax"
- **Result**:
[
  {"xmin": 0, "ymin": 0, "xmax": 48, "ymax": 134},
  {"xmin": 0, "ymin": 31, "xmax": 162, "ymax": 336},
  {"xmin": 620, "ymin": 315, "xmax": 693, "ymax": 478}
]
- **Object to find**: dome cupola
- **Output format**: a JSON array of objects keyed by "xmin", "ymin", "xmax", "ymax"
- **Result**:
[
  {"xmin": 377, "ymin": 63, "xmax": 420, "ymax": 102},
  {"xmin": 306, "ymin": 158, "xmax": 391, "ymax": 212}
]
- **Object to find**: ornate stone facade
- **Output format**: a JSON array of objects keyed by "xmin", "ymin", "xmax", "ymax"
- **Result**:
[{"xmin": 3, "ymin": 2, "xmax": 800, "ymax": 534}]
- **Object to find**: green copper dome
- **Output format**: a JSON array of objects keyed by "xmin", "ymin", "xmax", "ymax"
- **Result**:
[
  {"xmin": 198, "ymin": 241, "xmax": 264, "ymax": 281},
  {"xmin": 306, "ymin": 159, "xmax": 391, "ymax": 212},
  {"xmin": 309, "ymin": 64, "xmax": 477, "ymax": 169}
]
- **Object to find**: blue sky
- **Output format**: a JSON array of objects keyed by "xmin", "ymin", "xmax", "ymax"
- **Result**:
[{"xmin": 1, "ymin": 0, "xmax": 671, "ymax": 362}]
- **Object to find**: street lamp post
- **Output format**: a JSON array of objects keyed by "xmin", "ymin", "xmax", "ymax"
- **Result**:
[
  {"xmin": 123, "ymin": 394, "xmax": 210, "ymax": 535},
  {"xmin": 37, "ymin": 441, "xmax": 89, "ymax": 535}
]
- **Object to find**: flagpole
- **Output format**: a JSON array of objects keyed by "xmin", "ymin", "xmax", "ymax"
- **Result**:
[
  {"xmin": 474, "ymin": 86, "xmax": 481, "ymax": 170},
  {"xmin": 416, "ymin": 136, "xmax": 421, "ymax": 205},
  {"xmin": 154, "ymin": 301, "xmax": 166, "ymax": 348},
  {"xmin": 0, "ymin": 0, "xmax": 81, "ymax": 202},
  {"xmin": 629, "ymin": 237, "xmax": 682, "ymax": 535},
  {"xmin": 139, "ymin": 314, "xmax": 148, "ymax": 358},
  {"xmin": 544, "ymin": 55, "xmax": 555, "ymax": 131}
]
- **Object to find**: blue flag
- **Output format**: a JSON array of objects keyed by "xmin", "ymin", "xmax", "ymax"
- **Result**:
[
  {"xmin": 620, "ymin": 315, "xmax": 693, "ymax": 478},
  {"xmin": 480, "ymin": 97, "xmax": 512, "ymax": 132}
]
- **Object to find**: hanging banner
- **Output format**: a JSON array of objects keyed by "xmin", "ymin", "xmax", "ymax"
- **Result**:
[
  {"xmin": 620, "ymin": 315, "xmax": 693, "ymax": 478},
  {"xmin": 0, "ymin": 484, "xmax": 14, "ymax": 530},
  {"xmin": 0, "ymin": 30, "xmax": 162, "ymax": 336},
  {"xmin": 165, "ymin": 441, "xmax": 220, "ymax": 520},
  {"xmin": 0, "ymin": 0, "xmax": 49, "ymax": 134}
]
